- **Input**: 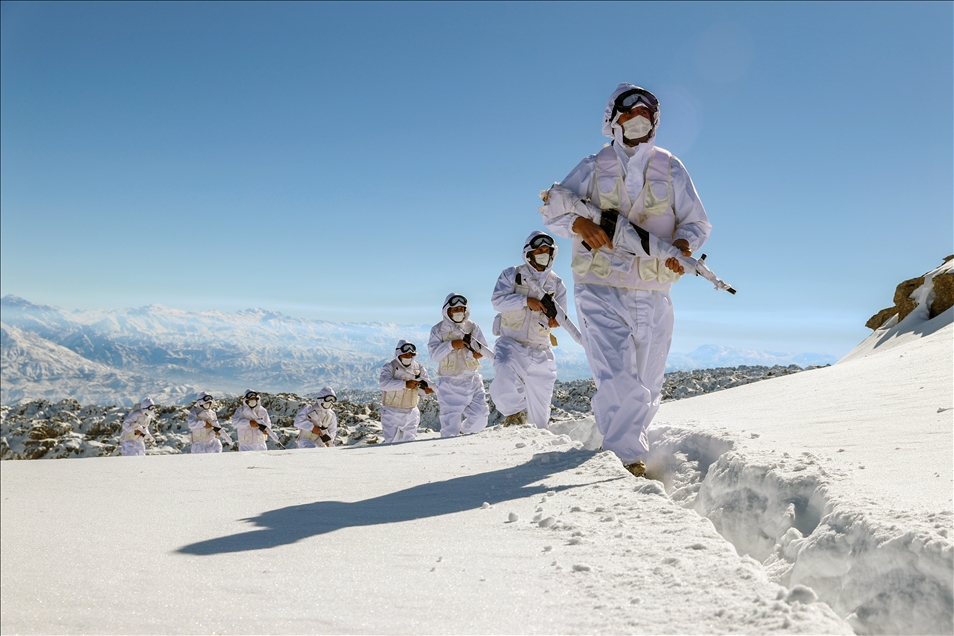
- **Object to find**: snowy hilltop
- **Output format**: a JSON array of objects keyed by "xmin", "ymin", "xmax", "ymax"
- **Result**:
[{"xmin": 1, "ymin": 258, "xmax": 950, "ymax": 635}]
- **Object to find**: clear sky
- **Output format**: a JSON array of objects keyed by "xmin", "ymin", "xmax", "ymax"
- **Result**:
[{"xmin": 2, "ymin": 2, "xmax": 951, "ymax": 358}]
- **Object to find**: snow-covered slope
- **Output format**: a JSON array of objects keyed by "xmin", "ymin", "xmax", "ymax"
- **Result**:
[
  {"xmin": 635, "ymin": 264, "xmax": 954, "ymax": 635},
  {"xmin": 1, "ymin": 427, "xmax": 851, "ymax": 635},
  {"xmin": 2, "ymin": 268, "xmax": 950, "ymax": 634}
]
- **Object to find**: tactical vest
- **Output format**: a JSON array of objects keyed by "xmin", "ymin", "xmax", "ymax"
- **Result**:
[
  {"xmin": 236, "ymin": 405, "xmax": 268, "ymax": 444},
  {"xmin": 438, "ymin": 322, "xmax": 482, "ymax": 376},
  {"xmin": 493, "ymin": 265, "xmax": 556, "ymax": 347},
  {"xmin": 570, "ymin": 145, "xmax": 681, "ymax": 290},
  {"xmin": 190, "ymin": 408, "xmax": 216, "ymax": 443},
  {"xmin": 382, "ymin": 359, "xmax": 425, "ymax": 409},
  {"xmin": 120, "ymin": 412, "xmax": 150, "ymax": 442},
  {"xmin": 300, "ymin": 407, "xmax": 333, "ymax": 440}
]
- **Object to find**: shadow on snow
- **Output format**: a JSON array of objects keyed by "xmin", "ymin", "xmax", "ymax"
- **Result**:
[{"xmin": 177, "ymin": 449, "xmax": 605, "ymax": 555}]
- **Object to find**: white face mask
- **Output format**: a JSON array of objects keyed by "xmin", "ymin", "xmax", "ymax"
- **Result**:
[
  {"xmin": 622, "ymin": 115, "xmax": 653, "ymax": 140},
  {"xmin": 320, "ymin": 401, "xmax": 333, "ymax": 409},
  {"xmin": 399, "ymin": 356, "xmax": 413, "ymax": 367},
  {"xmin": 533, "ymin": 253, "xmax": 551, "ymax": 267},
  {"xmin": 247, "ymin": 399, "xmax": 258, "ymax": 408},
  {"xmin": 450, "ymin": 312, "xmax": 466, "ymax": 323},
  {"xmin": 201, "ymin": 402, "xmax": 212, "ymax": 411}
]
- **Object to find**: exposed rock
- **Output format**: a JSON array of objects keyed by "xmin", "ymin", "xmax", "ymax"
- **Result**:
[
  {"xmin": 865, "ymin": 256, "xmax": 954, "ymax": 329},
  {"xmin": 929, "ymin": 272, "xmax": 954, "ymax": 318},
  {"xmin": 865, "ymin": 307, "xmax": 899, "ymax": 331},
  {"xmin": 2, "ymin": 367, "xmax": 813, "ymax": 460}
]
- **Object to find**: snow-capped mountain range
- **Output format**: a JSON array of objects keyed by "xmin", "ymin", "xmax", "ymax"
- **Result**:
[{"xmin": 0, "ymin": 294, "xmax": 836, "ymax": 405}]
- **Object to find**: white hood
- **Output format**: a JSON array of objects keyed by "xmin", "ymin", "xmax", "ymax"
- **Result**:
[
  {"xmin": 442, "ymin": 292, "xmax": 471, "ymax": 324},
  {"xmin": 139, "ymin": 398, "xmax": 155, "ymax": 410},
  {"xmin": 315, "ymin": 386, "xmax": 336, "ymax": 402},
  {"xmin": 394, "ymin": 339, "xmax": 417, "ymax": 359},
  {"xmin": 521, "ymin": 230, "xmax": 558, "ymax": 278},
  {"xmin": 601, "ymin": 82, "xmax": 659, "ymax": 148}
]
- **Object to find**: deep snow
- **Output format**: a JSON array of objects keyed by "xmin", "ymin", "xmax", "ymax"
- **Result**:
[
  {"xmin": 0, "ymin": 428, "xmax": 851, "ymax": 635},
  {"xmin": 1, "ymin": 266, "xmax": 951, "ymax": 634}
]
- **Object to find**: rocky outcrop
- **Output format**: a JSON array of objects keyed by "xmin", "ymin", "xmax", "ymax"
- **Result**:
[{"xmin": 865, "ymin": 256, "xmax": 954, "ymax": 329}]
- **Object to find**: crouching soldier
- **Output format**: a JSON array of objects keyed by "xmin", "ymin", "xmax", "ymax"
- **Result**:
[
  {"xmin": 119, "ymin": 398, "xmax": 158, "ymax": 456},
  {"xmin": 379, "ymin": 340, "xmax": 434, "ymax": 443},
  {"xmin": 187, "ymin": 392, "xmax": 231, "ymax": 453},
  {"xmin": 232, "ymin": 390, "xmax": 274, "ymax": 452},
  {"xmin": 294, "ymin": 388, "xmax": 338, "ymax": 448},
  {"xmin": 489, "ymin": 231, "xmax": 567, "ymax": 429},
  {"xmin": 428, "ymin": 294, "xmax": 493, "ymax": 438}
]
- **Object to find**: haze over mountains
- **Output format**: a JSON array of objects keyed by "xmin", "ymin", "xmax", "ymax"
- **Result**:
[{"xmin": 0, "ymin": 295, "xmax": 836, "ymax": 406}]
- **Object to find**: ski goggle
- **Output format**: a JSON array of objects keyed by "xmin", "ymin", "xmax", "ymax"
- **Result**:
[
  {"xmin": 320, "ymin": 395, "xmax": 337, "ymax": 404},
  {"xmin": 147, "ymin": 405, "xmax": 159, "ymax": 411},
  {"xmin": 245, "ymin": 392, "xmax": 259, "ymax": 401},
  {"xmin": 527, "ymin": 234, "xmax": 554, "ymax": 250},
  {"xmin": 399, "ymin": 343, "xmax": 417, "ymax": 355},
  {"xmin": 611, "ymin": 87, "xmax": 659, "ymax": 119},
  {"xmin": 446, "ymin": 295, "xmax": 468, "ymax": 308}
]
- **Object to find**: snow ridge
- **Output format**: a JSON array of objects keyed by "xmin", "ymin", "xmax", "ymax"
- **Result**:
[{"xmin": 641, "ymin": 425, "xmax": 952, "ymax": 635}]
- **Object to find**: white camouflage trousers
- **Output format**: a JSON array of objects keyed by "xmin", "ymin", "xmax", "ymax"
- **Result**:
[
  {"xmin": 191, "ymin": 439, "xmax": 222, "ymax": 454},
  {"xmin": 120, "ymin": 440, "xmax": 145, "ymax": 456},
  {"xmin": 436, "ymin": 373, "xmax": 489, "ymax": 438},
  {"xmin": 489, "ymin": 337, "xmax": 557, "ymax": 428},
  {"xmin": 381, "ymin": 406, "xmax": 421, "ymax": 443},
  {"xmin": 575, "ymin": 284, "xmax": 673, "ymax": 464}
]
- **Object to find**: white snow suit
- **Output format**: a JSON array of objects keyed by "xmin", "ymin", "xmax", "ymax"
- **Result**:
[
  {"xmin": 379, "ymin": 340, "xmax": 431, "ymax": 443},
  {"xmin": 187, "ymin": 405, "xmax": 224, "ymax": 454},
  {"xmin": 541, "ymin": 83, "xmax": 711, "ymax": 464},
  {"xmin": 489, "ymin": 231, "xmax": 567, "ymax": 428},
  {"xmin": 119, "ymin": 399, "xmax": 155, "ymax": 456},
  {"xmin": 428, "ymin": 294, "xmax": 491, "ymax": 438},
  {"xmin": 232, "ymin": 401, "xmax": 273, "ymax": 452},
  {"xmin": 294, "ymin": 387, "xmax": 338, "ymax": 449}
]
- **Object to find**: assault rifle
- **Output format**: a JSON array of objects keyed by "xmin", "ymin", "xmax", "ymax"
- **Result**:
[
  {"xmin": 516, "ymin": 269, "xmax": 584, "ymax": 346},
  {"xmin": 461, "ymin": 331, "xmax": 495, "ymax": 360},
  {"xmin": 539, "ymin": 293, "xmax": 584, "ymax": 346},
  {"xmin": 543, "ymin": 185, "xmax": 736, "ymax": 294},
  {"xmin": 583, "ymin": 209, "xmax": 737, "ymax": 295},
  {"xmin": 211, "ymin": 426, "xmax": 233, "ymax": 446},
  {"xmin": 253, "ymin": 420, "xmax": 286, "ymax": 450}
]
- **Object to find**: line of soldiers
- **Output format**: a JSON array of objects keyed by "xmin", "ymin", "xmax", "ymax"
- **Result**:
[
  {"xmin": 119, "ymin": 388, "xmax": 339, "ymax": 455},
  {"xmin": 120, "ymin": 230, "xmax": 568, "ymax": 455},
  {"xmin": 123, "ymin": 82, "xmax": 714, "ymax": 477}
]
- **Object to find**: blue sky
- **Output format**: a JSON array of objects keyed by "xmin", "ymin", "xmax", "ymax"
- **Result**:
[{"xmin": 1, "ymin": 2, "xmax": 951, "ymax": 358}]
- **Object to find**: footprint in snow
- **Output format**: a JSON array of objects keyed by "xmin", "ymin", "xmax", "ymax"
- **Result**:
[{"xmin": 572, "ymin": 564, "xmax": 592, "ymax": 572}]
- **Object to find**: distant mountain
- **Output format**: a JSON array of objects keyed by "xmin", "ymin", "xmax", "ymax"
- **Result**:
[
  {"xmin": 1, "ymin": 322, "xmax": 199, "ymax": 406},
  {"xmin": 666, "ymin": 344, "xmax": 837, "ymax": 371},
  {"xmin": 0, "ymin": 295, "xmax": 832, "ymax": 406}
]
